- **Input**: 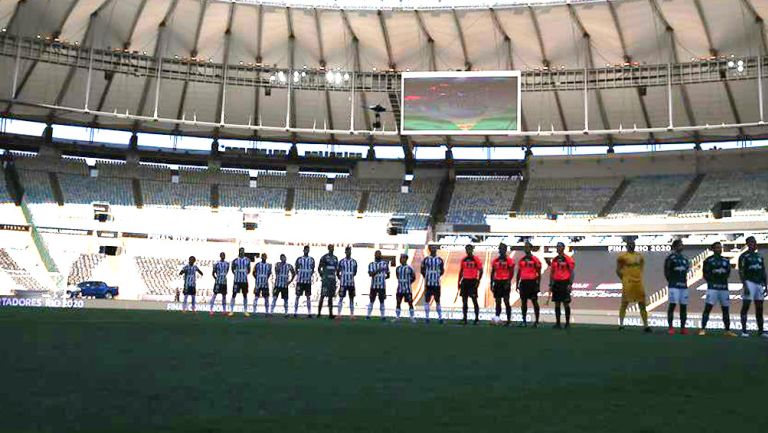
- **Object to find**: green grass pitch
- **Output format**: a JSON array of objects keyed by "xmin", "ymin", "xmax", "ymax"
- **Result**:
[{"xmin": 1, "ymin": 308, "xmax": 766, "ymax": 433}]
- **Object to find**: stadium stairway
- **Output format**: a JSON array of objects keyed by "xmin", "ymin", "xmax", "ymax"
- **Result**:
[
  {"xmin": 285, "ymin": 188, "xmax": 295, "ymax": 213},
  {"xmin": 357, "ymin": 191, "xmax": 370, "ymax": 215},
  {"xmin": 3, "ymin": 162, "xmax": 24, "ymax": 205},
  {"xmin": 673, "ymin": 173, "xmax": 706, "ymax": 212},
  {"xmin": 211, "ymin": 184, "xmax": 219, "ymax": 209},
  {"xmin": 430, "ymin": 175, "xmax": 455, "ymax": 225},
  {"xmin": 48, "ymin": 173, "xmax": 64, "ymax": 206},
  {"xmin": 132, "ymin": 179, "xmax": 144, "ymax": 208},
  {"xmin": 511, "ymin": 178, "xmax": 529, "ymax": 214},
  {"xmin": 598, "ymin": 178, "xmax": 630, "ymax": 217}
]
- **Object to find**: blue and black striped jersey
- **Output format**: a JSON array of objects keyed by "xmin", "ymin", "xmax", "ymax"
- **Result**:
[
  {"xmin": 396, "ymin": 264, "xmax": 416, "ymax": 293},
  {"xmin": 421, "ymin": 255, "xmax": 444, "ymax": 287},
  {"xmin": 213, "ymin": 260, "xmax": 229, "ymax": 285},
  {"xmin": 338, "ymin": 257, "xmax": 357, "ymax": 287},
  {"xmin": 232, "ymin": 257, "xmax": 251, "ymax": 284},
  {"xmin": 254, "ymin": 262, "xmax": 272, "ymax": 288},
  {"xmin": 369, "ymin": 260, "xmax": 389, "ymax": 290},
  {"xmin": 295, "ymin": 256, "xmax": 316, "ymax": 284},
  {"xmin": 274, "ymin": 262, "xmax": 295, "ymax": 288}
]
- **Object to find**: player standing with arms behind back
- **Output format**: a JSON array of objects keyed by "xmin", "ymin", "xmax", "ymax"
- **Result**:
[
  {"xmin": 699, "ymin": 242, "xmax": 735, "ymax": 336},
  {"xmin": 617, "ymin": 239, "xmax": 651, "ymax": 332},
  {"xmin": 210, "ymin": 252, "xmax": 229, "ymax": 315},
  {"xmin": 318, "ymin": 245, "xmax": 339, "ymax": 319},
  {"xmin": 230, "ymin": 247, "xmax": 251, "ymax": 317},
  {"xmin": 421, "ymin": 245, "xmax": 445, "ymax": 324},
  {"xmin": 491, "ymin": 243, "xmax": 514, "ymax": 326},
  {"xmin": 458, "ymin": 244, "xmax": 483, "ymax": 325},
  {"xmin": 180, "ymin": 256, "xmax": 203, "ymax": 313},
  {"xmin": 394, "ymin": 253, "xmax": 416, "ymax": 322},
  {"xmin": 664, "ymin": 239, "xmax": 690, "ymax": 335},
  {"xmin": 549, "ymin": 242, "xmax": 575, "ymax": 329},
  {"xmin": 271, "ymin": 254, "xmax": 295, "ymax": 317},
  {"xmin": 738, "ymin": 236, "xmax": 767, "ymax": 337},
  {"xmin": 294, "ymin": 246, "xmax": 316, "ymax": 318},
  {"xmin": 516, "ymin": 242, "xmax": 542, "ymax": 327},
  {"xmin": 337, "ymin": 246, "xmax": 358, "ymax": 318},
  {"xmin": 367, "ymin": 250, "xmax": 390, "ymax": 321},
  {"xmin": 252, "ymin": 253, "xmax": 272, "ymax": 315}
]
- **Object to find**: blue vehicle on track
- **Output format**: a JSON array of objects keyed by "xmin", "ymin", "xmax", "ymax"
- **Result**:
[{"xmin": 70, "ymin": 281, "xmax": 119, "ymax": 299}]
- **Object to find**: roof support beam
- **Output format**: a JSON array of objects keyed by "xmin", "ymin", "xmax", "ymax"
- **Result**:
[
  {"xmin": 452, "ymin": 9, "xmax": 471, "ymax": 71},
  {"xmin": 568, "ymin": 4, "xmax": 613, "ymax": 145},
  {"xmin": 341, "ymin": 10, "xmax": 372, "ymax": 134},
  {"xmin": 129, "ymin": 0, "xmax": 179, "ymax": 130},
  {"xmin": 692, "ymin": 0, "xmax": 743, "ymax": 134},
  {"xmin": 489, "ymin": 8, "xmax": 529, "ymax": 147},
  {"xmin": 313, "ymin": 9, "xmax": 335, "ymax": 141},
  {"xmin": 252, "ymin": 4, "xmax": 264, "ymax": 139},
  {"xmin": 739, "ymin": 0, "xmax": 768, "ymax": 55},
  {"xmin": 5, "ymin": 0, "xmax": 79, "ymax": 112},
  {"xmin": 377, "ymin": 11, "xmax": 395, "ymax": 70},
  {"xmin": 607, "ymin": 1, "xmax": 655, "ymax": 143},
  {"xmin": 213, "ymin": 1, "xmax": 236, "ymax": 136},
  {"xmin": 529, "ymin": 6, "xmax": 570, "ymax": 145},
  {"xmin": 174, "ymin": 0, "xmax": 208, "ymax": 133},
  {"xmin": 286, "ymin": 7, "xmax": 297, "ymax": 143},
  {"xmin": 414, "ymin": 11, "xmax": 436, "ymax": 71},
  {"xmin": 649, "ymin": 0, "xmax": 700, "ymax": 142},
  {"xmin": 4, "ymin": 0, "xmax": 28, "ymax": 35}
]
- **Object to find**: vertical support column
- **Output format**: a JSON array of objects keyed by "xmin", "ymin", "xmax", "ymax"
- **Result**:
[
  {"xmin": 84, "ymin": 48, "xmax": 94, "ymax": 111},
  {"xmin": 11, "ymin": 38, "xmax": 21, "ymax": 99},
  {"xmin": 759, "ymin": 56, "xmax": 764, "ymax": 123},
  {"xmin": 583, "ymin": 68, "xmax": 589, "ymax": 132},
  {"xmin": 667, "ymin": 64, "xmax": 673, "ymax": 129}
]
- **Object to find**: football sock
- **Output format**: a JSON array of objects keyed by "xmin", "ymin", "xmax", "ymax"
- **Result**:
[
  {"xmin": 667, "ymin": 304, "xmax": 676, "ymax": 328},
  {"xmin": 721, "ymin": 306, "xmax": 730, "ymax": 331},
  {"xmin": 379, "ymin": 303, "xmax": 385, "ymax": 318},
  {"xmin": 521, "ymin": 301, "xmax": 528, "ymax": 323},
  {"xmin": 294, "ymin": 297, "xmax": 300, "ymax": 314},
  {"xmin": 619, "ymin": 301, "xmax": 629, "ymax": 326},
  {"xmin": 424, "ymin": 303, "xmax": 431, "ymax": 320},
  {"xmin": 505, "ymin": 300, "xmax": 511, "ymax": 322},
  {"xmin": 495, "ymin": 299, "xmax": 502, "ymax": 318},
  {"xmin": 367, "ymin": 303, "xmax": 373, "ymax": 318},
  {"xmin": 554, "ymin": 303, "xmax": 561, "ymax": 325},
  {"xmin": 349, "ymin": 298, "xmax": 354, "ymax": 316},
  {"xmin": 396, "ymin": 308, "xmax": 401, "ymax": 318},
  {"xmin": 328, "ymin": 298, "xmax": 334, "ymax": 316},
  {"xmin": 436, "ymin": 304, "xmax": 442, "ymax": 320},
  {"xmin": 191, "ymin": 296, "xmax": 195, "ymax": 311},
  {"xmin": 409, "ymin": 307, "xmax": 414, "ymax": 319},
  {"xmin": 243, "ymin": 296, "xmax": 248, "ymax": 314},
  {"xmin": 756, "ymin": 301, "xmax": 764, "ymax": 333},
  {"xmin": 253, "ymin": 298, "xmax": 259, "ymax": 314},
  {"xmin": 270, "ymin": 296, "xmax": 277, "ymax": 314},
  {"xmin": 318, "ymin": 298, "xmax": 324, "ymax": 317},
  {"xmin": 230, "ymin": 296, "xmax": 236, "ymax": 312},
  {"xmin": 283, "ymin": 300, "xmax": 288, "ymax": 314},
  {"xmin": 565, "ymin": 304, "xmax": 571, "ymax": 326},
  {"xmin": 639, "ymin": 304, "xmax": 648, "ymax": 327},
  {"xmin": 182, "ymin": 295, "xmax": 188, "ymax": 311},
  {"xmin": 740, "ymin": 302, "xmax": 750, "ymax": 332},
  {"xmin": 337, "ymin": 298, "xmax": 343, "ymax": 316},
  {"xmin": 472, "ymin": 297, "xmax": 479, "ymax": 321},
  {"xmin": 680, "ymin": 305, "xmax": 687, "ymax": 329},
  {"xmin": 462, "ymin": 298, "xmax": 468, "ymax": 321},
  {"xmin": 306, "ymin": 297, "xmax": 311, "ymax": 315},
  {"xmin": 701, "ymin": 304, "xmax": 713, "ymax": 329},
  {"xmin": 209, "ymin": 295, "xmax": 216, "ymax": 312},
  {"xmin": 533, "ymin": 300, "xmax": 540, "ymax": 324}
]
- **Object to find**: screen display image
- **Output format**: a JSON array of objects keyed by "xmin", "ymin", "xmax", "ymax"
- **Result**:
[{"xmin": 401, "ymin": 72, "xmax": 520, "ymax": 135}]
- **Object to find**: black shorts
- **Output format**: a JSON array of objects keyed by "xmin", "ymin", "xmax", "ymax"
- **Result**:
[
  {"xmin": 460, "ymin": 279, "xmax": 479, "ymax": 298},
  {"xmin": 296, "ymin": 282, "xmax": 312, "ymax": 296},
  {"xmin": 321, "ymin": 280, "xmax": 337, "ymax": 297},
  {"xmin": 519, "ymin": 279, "xmax": 540, "ymax": 301},
  {"xmin": 255, "ymin": 286, "xmax": 269, "ymax": 297},
  {"xmin": 369, "ymin": 288, "xmax": 386, "ymax": 303},
  {"xmin": 233, "ymin": 282, "xmax": 249, "ymax": 295},
  {"xmin": 424, "ymin": 285, "xmax": 441, "ymax": 303},
  {"xmin": 492, "ymin": 280, "xmax": 511, "ymax": 298},
  {"xmin": 273, "ymin": 286, "xmax": 289, "ymax": 300},
  {"xmin": 183, "ymin": 286, "xmax": 196, "ymax": 296},
  {"xmin": 339, "ymin": 285, "xmax": 355, "ymax": 297},
  {"xmin": 213, "ymin": 283, "xmax": 227, "ymax": 295},
  {"xmin": 396, "ymin": 292, "xmax": 413, "ymax": 303},
  {"xmin": 551, "ymin": 281, "xmax": 571, "ymax": 303}
]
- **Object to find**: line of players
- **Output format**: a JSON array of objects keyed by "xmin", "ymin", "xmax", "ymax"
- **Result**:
[{"xmin": 177, "ymin": 236, "xmax": 767, "ymax": 335}]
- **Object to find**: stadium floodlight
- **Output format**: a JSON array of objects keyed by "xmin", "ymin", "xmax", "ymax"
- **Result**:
[
  {"xmin": 326, "ymin": 71, "xmax": 334, "ymax": 83},
  {"xmin": 343, "ymin": 73, "xmax": 350, "ymax": 81},
  {"xmin": 278, "ymin": 71, "xmax": 287, "ymax": 83}
]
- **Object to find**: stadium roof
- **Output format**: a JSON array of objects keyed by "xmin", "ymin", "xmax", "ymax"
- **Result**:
[{"xmin": 0, "ymin": 0, "xmax": 767, "ymax": 151}]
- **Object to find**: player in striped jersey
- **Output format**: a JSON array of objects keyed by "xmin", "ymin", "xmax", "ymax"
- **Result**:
[
  {"xmin": 318, "ymin": 245, "xmax": 339, "ymax": 319},
  {"xmin": 179, "ymin": 256, "xmax": 203, "ymax": 313},
  {"xmin": 336, "ymin": 246, "xmax": 358, "ymax": 318},
  {"xmin": 252, "ymin": 253, "xmax": 272, "ymax": 315},
  {"xmin": 421, "ymin": 245, "xmax": 445, "ymax": 324},
  {"xmin": 395, "ymin": 253, "xmax": 416, "ymax": 322},
  {"xmin": 209, "ymin": 252, "xmax": 229, "ymax": 315},
  {"xmin": 229, "ymin": 247, "xmax": 251, "ymax": 317},
  {"xmin": 367, "ymin": 250, "xmax": 390, "ymax": 320},
  {"xmin": 271, "ymin": 254, "xmax": 295, "ymax": 317},
  {"xmin": 294, "ymin": 245, "xmax": 316, "ymax": 318}
]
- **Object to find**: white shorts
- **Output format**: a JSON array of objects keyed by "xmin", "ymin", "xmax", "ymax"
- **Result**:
[
  {"xmin": 742, "ymin": 281, "xmax": 766, "ymax": 302},
  {"xmin": 668, "ymin": 287, "xmax": 689, "ymax": 305},
  {"xmin": 705, "ymin": 289, "xmax": 730, "ymax": 307}
]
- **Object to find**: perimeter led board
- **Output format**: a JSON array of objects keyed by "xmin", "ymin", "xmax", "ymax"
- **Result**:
[{"xmin": 400, "ymin": 71, "xmax": 521, "ymax": 135}]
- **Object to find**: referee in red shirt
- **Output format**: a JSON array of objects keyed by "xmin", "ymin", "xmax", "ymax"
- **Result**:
[
  {"xmin": 458, "ymin": 244, "xmax": 483, "ymax": 325},
  {"xmin": 516, "ymin": 241, "xmax": 542, "ymax": 327},
  {"xmin": 549, "ymin": 242, "xmax": 576, "ymax": 329},
  {"xmin": 491, "ymin": 243, "xmax": 515, "ymax": 326}
]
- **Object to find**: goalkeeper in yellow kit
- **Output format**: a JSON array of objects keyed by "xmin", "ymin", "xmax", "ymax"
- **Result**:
[{"xmin": 616, "ymin": 239, "xmax": 652, "ymax": 333}]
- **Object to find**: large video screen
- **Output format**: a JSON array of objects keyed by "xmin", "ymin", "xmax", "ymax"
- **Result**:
[{"xmin": 401, "ymin": 71, "xmax": 521, "ymax": 135}]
